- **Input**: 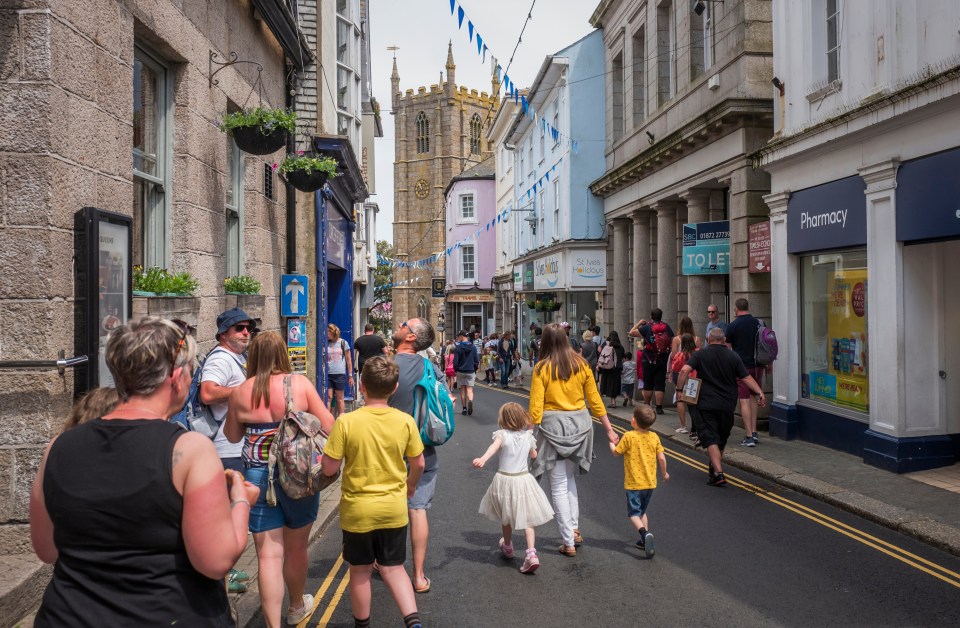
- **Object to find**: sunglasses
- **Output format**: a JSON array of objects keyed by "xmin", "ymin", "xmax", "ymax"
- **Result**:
[
  {"xmin": 400, "ymin": 320, "xmax": 409, "ymax": 330},
  {"xmin": 232, "ymin": 323, "xmax": 255, "ymax": 333},
  {"xmin": 707, "ymin": 310, "xmax": 718, "ymax": 314}
]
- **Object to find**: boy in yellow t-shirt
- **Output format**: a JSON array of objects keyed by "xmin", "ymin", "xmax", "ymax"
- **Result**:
[
  {"xmin": 610, "ymin": 404, "xmax": 669, "ymax": 559},
  {"xmin": 322, "ymin": 356, "xmax": 426, "ymax": 628}
]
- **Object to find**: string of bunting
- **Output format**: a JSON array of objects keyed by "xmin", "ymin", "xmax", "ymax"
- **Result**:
[
  {"xmin": 378, "ymin": 207, "xmax": 510, "ymax": 269},
  {"xmin": 447, "ymin": 0, "xmax": 580, "ymax": 153}
]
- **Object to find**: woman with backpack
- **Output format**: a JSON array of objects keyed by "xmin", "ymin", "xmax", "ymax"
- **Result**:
[
  {"xmin": 528, "ymin": 323, "xmax": 619, "ymax": 557},
  {"xmin": 326, "ymin": 324, "xmax": 354, "ymax": 418},
  {"xmin": 668, "ymin": 332, "xmax": 700, "ymax": 435},
  {"xmin": 225, "ymin": 331, "xmax": 335, "ymax": 627},
  {"xmin": 597, "ymin": 331, "xmax": 626, "ymax": 407}
]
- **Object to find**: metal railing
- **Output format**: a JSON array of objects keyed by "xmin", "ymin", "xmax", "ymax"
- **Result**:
[{"xmin": 0, "ymin": 350, "xmax": 88, "ymax": 375}]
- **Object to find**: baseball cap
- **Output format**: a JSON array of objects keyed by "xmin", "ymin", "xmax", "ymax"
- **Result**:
[
  {"xmin": 216, "ymin": 307, "xmax": 255, "ymax": 335},
  {"xmin": 560, "ymin": 321, "xmax": 571, "ymax": 329}
]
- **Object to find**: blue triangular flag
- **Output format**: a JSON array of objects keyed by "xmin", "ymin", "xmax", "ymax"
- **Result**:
[
  {"xmin": 450, "ymin": 0, "xmax": 456, "ymax": 14},
  {"xmin": 447, "ymin": 248, "xmax": 452, "ymax": 255},
  {"xmin": 468, "ymin": 21, "xmax": 473, "ymax": 42},
  {"xmin": 477, "ymin": 34, "xmax": 483, "ymax": 56},
  {"xmin": 482, "ymin": 44, "xmax": 488, "ymax": 63},
  {"xmin": 457, "ymin": 6, "xmax": 465, "ymax": 27},
  {"xmin": 546, "ymin": 172, "xmax": 551, "ymax": 182}
]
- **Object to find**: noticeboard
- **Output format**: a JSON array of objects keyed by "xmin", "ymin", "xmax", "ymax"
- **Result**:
[
  {"xmin": 79, "ymin": 207, "xmax": 132, "ymax": 391},
  {"xmin": 682, "ymin": 220, "xmax": 730, "ymax": 275},
  {"xmin": 748, "ymin": 221, "xmax": 771, "ymax": 273}
]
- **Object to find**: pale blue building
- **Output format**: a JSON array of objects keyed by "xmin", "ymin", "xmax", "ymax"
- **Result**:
[{"xmin": 504, "ymin": 29, "xmax": 607, "ymax": 341}]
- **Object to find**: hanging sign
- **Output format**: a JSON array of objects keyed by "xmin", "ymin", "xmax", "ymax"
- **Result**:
[{"xmin": 748, "ymin": 221, "xmax": 771, "ymax": 273}]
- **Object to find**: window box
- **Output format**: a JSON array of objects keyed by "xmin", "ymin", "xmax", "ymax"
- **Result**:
[
  {"xmin": 224, "ymin": 293, "xmax": 266, "ymax": 322},
  {"xmin": 131, "ymin": 295, "xmax": 201, "ymax": 328}
]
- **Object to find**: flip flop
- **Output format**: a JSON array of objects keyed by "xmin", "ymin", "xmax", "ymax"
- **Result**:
[{"xmin": 414, "ymin": 577, "xmax": 431, "ymax": 594}]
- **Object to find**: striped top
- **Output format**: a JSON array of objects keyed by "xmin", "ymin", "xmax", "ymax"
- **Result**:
[{"xmin": 242, "ymin": 421, "xmax": 281, "ymax": 468}]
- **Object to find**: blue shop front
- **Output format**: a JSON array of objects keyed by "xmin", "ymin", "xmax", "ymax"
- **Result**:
[{"xmin": 314, "ymin": 136, "xmax": 368, "ymax": 401}]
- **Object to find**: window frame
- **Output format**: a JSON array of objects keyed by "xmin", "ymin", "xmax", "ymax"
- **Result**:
[
  {"xmin": 703, "ymin": 0, "xmax": 714, "ymax": 71},
  {"xmin": 225, "ymin": 134, "xmax": 244, "ymax": 277},
  {"xmin": 552, "ymin": 110, "xmax": 560, "ymax": 147},
  {"xmin": 826, "ymin": 0, "xmax": 841, "ymax": 83},
  {"xmin": 457, "ymin": 192, "xmax": 477, "ymax": 224},
  {"xmin": 553, "ymin": 178, "xmax": 560, "ymax": 240},
  {"xmin": 461, "ymin": 244, "xmax": 476, "ymax": 282},
  {"xmin": 416, "ymin": 111, "xmax": 430, "ymax": 154},
  {"xmin": 132, "ymin": 45, "xmax": 173, "ymax": 269},
  {"xmin": 470, "ymin": 113, "xmax": 483, "ymax": 155}
]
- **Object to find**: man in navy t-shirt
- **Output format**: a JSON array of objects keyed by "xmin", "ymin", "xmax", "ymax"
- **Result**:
[{"xmin": 723, "ymin": 298, "xmax": 764, "ymax": 447}]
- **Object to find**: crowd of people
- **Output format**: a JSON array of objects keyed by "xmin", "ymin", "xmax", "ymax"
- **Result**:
[{"xmin": 30, "ymin": 300, "xmax": 769, "ymax": 626}]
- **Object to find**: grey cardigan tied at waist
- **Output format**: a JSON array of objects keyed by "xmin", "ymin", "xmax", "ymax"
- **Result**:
[{"xmin": 530, "ymin": 408, "xmax": 595, "ymax": 479}]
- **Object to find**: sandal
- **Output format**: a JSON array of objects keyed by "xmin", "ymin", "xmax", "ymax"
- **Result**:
[
  {"xmin": 573, "ymin": 529, "xmax": 584, "ymax": 545},
  {"xmin": 675, "ymin": 427, "xmax": 688, "ymax": 434},
  {"xmin": 558, "ymin": 544, "xmax": 577, "ymax": 557}
]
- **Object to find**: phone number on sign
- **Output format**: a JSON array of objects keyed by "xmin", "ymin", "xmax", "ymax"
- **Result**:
[{"xmin": 699, "ymin": 231, "xmax": 729, "ymax": 240}]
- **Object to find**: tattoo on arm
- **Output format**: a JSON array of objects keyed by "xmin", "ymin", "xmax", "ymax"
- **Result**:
[{"xmin": 172, "ymin": 448, "xmax": 184, "ymax": 468}]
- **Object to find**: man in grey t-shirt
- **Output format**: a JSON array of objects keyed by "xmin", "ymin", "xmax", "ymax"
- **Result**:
[
  {"xmin": 388, "ymin": 317, "xmax": 449, "ymax": 594},
  {"xmin": 705, "ymin": 304, "xmax": 727, "ymax": 339}
]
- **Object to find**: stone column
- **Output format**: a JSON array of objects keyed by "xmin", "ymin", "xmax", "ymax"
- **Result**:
[
  {"xmin": 680, "ymin": 189, "xmax": 712, "ymax": 336},
  {"xmin": 675, "ymin": 205, "xmax": 688, "ymax": 322},
  {"xmin": 613, "ymin": 218, "xmax": 631, "ymax": 335},
  {"xmin": 655, "ymin": 202, "xmax": 678, "ymax": 326},
  {"xmin": 763, "ymin": 190, "xmax": 798, "ymax": 440},
  {"xmin": 631, "ymin": 210, "xmax": 652, "ymax": 324}
]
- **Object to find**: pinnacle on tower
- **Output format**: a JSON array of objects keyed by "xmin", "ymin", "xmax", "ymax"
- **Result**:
[{"xmin": 445, "ymin": 40, "xmax": 455, "ymax": 87}]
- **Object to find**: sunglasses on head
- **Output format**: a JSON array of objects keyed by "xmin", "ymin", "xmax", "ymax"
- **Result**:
[{"xmin": 169, "ymin": 322, "xmax": 188, "ymax": 375}]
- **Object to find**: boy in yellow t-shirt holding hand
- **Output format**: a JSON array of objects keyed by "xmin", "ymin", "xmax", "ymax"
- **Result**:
[
  {"xmin": 610, "ymin": 404, "xmax": 669, "ymax": 559},
  {"xmin": 322, "ymin": 356, "xmax": 426, "ymax": 628}
]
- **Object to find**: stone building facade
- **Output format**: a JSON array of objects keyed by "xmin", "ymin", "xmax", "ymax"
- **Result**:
[
  {"xmin": 0, "ymin": 0, "xmax": 309, "ymax": 616},
  {"xmin": 589, "ymin": 0, "xmax": 774, "ymax": 351},
  {"xmin": 391, "ymin": 44, "xmax": 496, "ymax": 333}
]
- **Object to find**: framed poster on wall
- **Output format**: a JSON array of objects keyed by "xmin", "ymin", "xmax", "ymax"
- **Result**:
[{"xmin": 80, "ymin": 207, "xmax": 132, "ymax": 390}]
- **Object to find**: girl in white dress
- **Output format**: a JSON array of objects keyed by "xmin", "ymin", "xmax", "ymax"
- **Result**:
[{"xmin": 473, "ymin": 402, "xmax": 555, "ymax": 574}]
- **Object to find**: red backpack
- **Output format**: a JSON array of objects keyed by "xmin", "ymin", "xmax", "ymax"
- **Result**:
[{"xmin": 650, "ymin": 322, "xmax": 671, "ymax": 355}]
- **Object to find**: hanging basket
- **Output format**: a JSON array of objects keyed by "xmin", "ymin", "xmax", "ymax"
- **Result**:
[
  {"xmin": 231, "ymin": 125, "xmax": 288, "ymax": 155},
  {"xmin": 283, "ymin": 169, "xmax": 329, "ymax": 193}
]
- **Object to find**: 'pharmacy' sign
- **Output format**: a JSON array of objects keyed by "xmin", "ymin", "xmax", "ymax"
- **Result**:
[{"xmin": 682, "ymin": 220, "xmax": 730, "ymax": 275}]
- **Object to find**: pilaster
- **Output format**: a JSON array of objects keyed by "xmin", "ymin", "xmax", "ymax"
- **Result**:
[
  {"xmin": 613, "ymin": 218, "xmax": 631, "ymax": 335},
  {"xmin": 631, "ymin": 210, "xmax": 652, "ymax": 324},
  {"xmin": 655, "ymin": 202, "xmax": 678, "ymax": 325}
]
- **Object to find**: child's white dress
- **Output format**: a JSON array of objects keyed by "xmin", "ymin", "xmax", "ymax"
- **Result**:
[{"xmin": 478, "ymin": 429, "xmax": 555, "ymax": 528}]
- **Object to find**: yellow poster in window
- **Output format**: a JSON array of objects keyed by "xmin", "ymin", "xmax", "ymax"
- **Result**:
[{"xmin": 827, "ymin": 269, "xmax": 869, "ymax": 411}]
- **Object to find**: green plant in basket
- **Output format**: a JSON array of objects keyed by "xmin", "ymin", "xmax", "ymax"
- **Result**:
[
  {"xmin": 165, "ymin": 272, "xmax": 199, "ymax": 296},
  {"xmin": 134, "ymin": 266, "xmax": 168, "ymax": 293},
  {"xmin": 224, "ymin": 275, "xmax": 262, "ymax": 295},
  {"xmin": 220, "ymin": 107, "xmax": 296, "ymax": 136},
  {"xmin": 277, "ymin": 153, "xmax": 339, "ymax": 177}
]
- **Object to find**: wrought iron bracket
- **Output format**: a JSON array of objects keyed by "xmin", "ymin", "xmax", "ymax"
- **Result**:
[{"xmin": 209, "ymin": 51, "xmax": 264, "ymax": 88}]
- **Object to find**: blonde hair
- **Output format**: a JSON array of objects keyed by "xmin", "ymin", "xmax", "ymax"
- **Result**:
[
  {"xmin": 63, "ymin": 387, "xmax": 119, "ymax": 432},
  {"xmin": 105, "ymin": 317, "xmax": 197, "ymax": 401},
  {"xmin": 498, "ymin": 402, "xmax": 531, "ymax": 431},
  {"xmin": 247, "ymin": 332, "xmax": 292, "ymax": 408},
  {"xmin": 582, "ymin": 330, "xmax": 593, "ymax": 342},
  {"xmin": 327, "ymin": 323, "xmax": 340, "ymax": 341}
]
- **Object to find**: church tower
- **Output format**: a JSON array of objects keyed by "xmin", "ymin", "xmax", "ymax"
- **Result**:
[{"xmin": 391, "ymin": 43, "xmax": 497, "ymax": 336}]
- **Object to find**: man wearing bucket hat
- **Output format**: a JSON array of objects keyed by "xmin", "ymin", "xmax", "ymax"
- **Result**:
[{"xmin": 199, "ymin": 307, "xmax": 256, "ymax": 592}]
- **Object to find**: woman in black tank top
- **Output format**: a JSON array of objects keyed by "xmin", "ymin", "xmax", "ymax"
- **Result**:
[{"xmin": 30, "ymin": 317, "xmax": 258, "ymax": 626}]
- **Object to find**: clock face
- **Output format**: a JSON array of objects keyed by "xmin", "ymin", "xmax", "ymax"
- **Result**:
[{"xmin": 415, "ymin": 179, "xmax": 430, "ymax": 199}]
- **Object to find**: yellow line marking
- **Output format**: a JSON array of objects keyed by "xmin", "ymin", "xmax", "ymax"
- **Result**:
[
  {"xmin": 317, "ymin": 569, "xmax": 351, "ymax": 626},
  {"xmin": 297, "ymin": 554, "xmax": 345, "ymax": 628},
  {"xmin": 478, "ymin": 385, "xmax": 960, "ymax": 587}
]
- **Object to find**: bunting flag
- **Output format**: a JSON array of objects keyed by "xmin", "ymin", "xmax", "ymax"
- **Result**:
[
  {"xmin": 446, "ymin": 1, "xmax": 578, "ymax": 150},
  {"xmin": 377, "ymin": 208, "xmax": 510, "ymax": 268}
]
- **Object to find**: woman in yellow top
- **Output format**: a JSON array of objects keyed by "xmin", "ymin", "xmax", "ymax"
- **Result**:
[{"xmin": 529, "ymin": 323, "xmax": 620, "ymax": 557}]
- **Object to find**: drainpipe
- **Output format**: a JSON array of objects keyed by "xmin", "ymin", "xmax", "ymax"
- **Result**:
[{"xmin": 285, "ymin": 64, "xmax": 297, "ymax": 273}]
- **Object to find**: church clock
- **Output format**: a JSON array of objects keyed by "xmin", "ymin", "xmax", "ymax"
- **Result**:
[{"xmin": 415, "ymin": 178, "xmax": 430, "ymax": 199}]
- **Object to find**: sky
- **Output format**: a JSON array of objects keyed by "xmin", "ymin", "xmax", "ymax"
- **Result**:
[{"xmin": 368, "ymin": 0, "xmax": 599, "ymax": 242}]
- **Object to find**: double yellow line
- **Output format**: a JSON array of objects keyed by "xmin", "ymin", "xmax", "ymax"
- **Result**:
[
  {"xmin": 296, "ymin": 554, "xmax": 351, "ymax": 627},
  {"xmin": 488, "ymin": 383, "xmax": 960, "ymax": 590}
]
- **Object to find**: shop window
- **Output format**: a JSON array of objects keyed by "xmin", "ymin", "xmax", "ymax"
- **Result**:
[
  {"xmin": 132, "ymin": 46, "xmax": 172, "ymax": 268},
  {"xmin": 800, "ymin": 249, "xmax": 868, "ymax": 413}
]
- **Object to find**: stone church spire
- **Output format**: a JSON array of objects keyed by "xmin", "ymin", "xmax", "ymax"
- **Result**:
[
  {"xmin": 445, "ymin": 40, "xmax": 455, "ymax": 87},
  {"xmin": 390, "ymin": 54, "xmax": 400, "ymax": 110}
]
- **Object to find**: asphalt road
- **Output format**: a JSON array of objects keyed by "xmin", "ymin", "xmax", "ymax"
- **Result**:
[{"xmin": 255, "ymin": 384, "xmax": 960, "ymax": 627}]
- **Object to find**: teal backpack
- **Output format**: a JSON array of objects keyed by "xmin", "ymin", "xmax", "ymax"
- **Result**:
[{"xmin": 412, "ymin": 356, "xmax": 456, "ymax": 446}]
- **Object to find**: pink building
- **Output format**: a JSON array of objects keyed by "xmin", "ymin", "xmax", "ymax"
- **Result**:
[{"xmin": 443, "ymin": 158, "xmax": 497, "ymax": 337}]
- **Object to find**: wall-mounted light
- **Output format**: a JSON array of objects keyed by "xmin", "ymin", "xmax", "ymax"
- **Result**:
[
  {"xmin": 771, "ymin": 76, "xmax": 785, "ymax": 96},
  {"xmin": 693, "ymin": 0, "xmax": 722, "ymax": 17},
  {"xmin": 646, "ymin": 131, "xmax": 655, "ymax": 145}
]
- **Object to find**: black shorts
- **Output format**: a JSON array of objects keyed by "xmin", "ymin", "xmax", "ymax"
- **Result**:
[
  {"xmin": 688, "ymin": 406, "xmax": 734, "ymax": 451},
  {"xmin": 342, "ymin": 525, "xmax": 408, "ymax": 567},
  {"xmin": 641, "ymin": 355, "xmax": 669, "ymax": 392}
]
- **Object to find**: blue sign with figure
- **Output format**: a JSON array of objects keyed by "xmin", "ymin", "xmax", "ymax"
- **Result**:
[
  {"xmin": 281, "ymin": 274, "xmax": 309, "ymax": 317},
  {"xmin": 682, "ymin": 220, "xmax": 730, "ymax": 275}
]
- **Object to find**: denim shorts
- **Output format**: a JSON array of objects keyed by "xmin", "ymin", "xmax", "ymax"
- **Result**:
[
  {"xmin": 626, "ymin": 489, "xmax": 654, "ymax": 518},
  {"xmin": 328, "ymin": 372, "xmax": 347, "ymax": 391},
  {"xmin": 407, "ymin": 447, "xmax": 438, "ymax": 510},
  {"xmin": 244, "ymin": 465, "xmax": 320, "ymax": 533}
]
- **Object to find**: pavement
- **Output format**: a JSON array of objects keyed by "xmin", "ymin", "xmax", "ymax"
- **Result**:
[{"xmin": 489, "ymin": 371, "xmax": 960, "ymax": 559}]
